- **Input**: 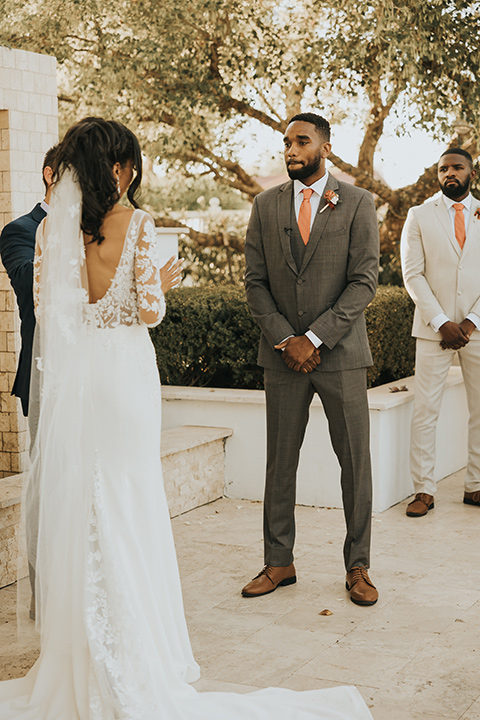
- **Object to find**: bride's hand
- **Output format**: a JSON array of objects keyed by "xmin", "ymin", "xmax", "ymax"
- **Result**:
[{"xmin": 160, "ymin": 257, "xmax": 183, "ymax": 293}]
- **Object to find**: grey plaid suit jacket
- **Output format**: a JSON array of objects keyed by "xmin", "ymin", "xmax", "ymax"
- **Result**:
[{"xmin": 245, "ymin": 175, "xmax": 379, "ymax": 373}]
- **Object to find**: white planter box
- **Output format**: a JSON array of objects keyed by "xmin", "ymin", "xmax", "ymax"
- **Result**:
[{"xmin": 162, "ymin": 367, "xmax": 468, "ymax": 513}]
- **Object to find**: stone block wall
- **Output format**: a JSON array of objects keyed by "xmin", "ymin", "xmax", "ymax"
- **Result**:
[
  {"xmin": 0, "ymin": 46, "xmax": 58, "ymax": 477},
  {"xmin": 161, "ymin": 425, "xmax": 233, "ymax": 518},
  {"xmin": 0, "ymin": 473, "xmax": 27, "ymax": 587}
]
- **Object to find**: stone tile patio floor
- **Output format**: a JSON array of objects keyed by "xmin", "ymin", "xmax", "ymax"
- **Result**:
[{"xmin": 1, "ymin": 467, "xmax": 479, "ymax": 719}]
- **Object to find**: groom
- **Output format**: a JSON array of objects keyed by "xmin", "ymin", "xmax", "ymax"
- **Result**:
[{"xmin": 243, "ymin": 113, "xmax": 379, "ymax": 605}]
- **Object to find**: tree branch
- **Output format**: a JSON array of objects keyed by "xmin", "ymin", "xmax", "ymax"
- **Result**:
[
  {"xmin": 212, "ymin": 93, "xmax": 286, "ymax": 133},
  {"xmin": 357, "ymin": 78, "xmax": 400, "ymax": 175},
  {"xmin": 251, "ymin": 87, "xmax": 284, "ymax": 124},
  {"xmin": 64, "ymin": 34, "xmax": 96, "ymax": 44},
  {"xmin": 328, "ymin": 152, "xmax": 397, "ymax": 205},
  {"xmin": 154, "ymin": 217, "xmax": 244, "ymax": 252},
  {"xmin": 58, "ymin": 94, "xmax": 76, "ymax": 104},
  {"xmin": 183, "ymin": 146, "xmax": 264, "ymax": 199}
]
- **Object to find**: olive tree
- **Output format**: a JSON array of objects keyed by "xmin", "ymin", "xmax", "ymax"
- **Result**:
[{"xmin": 2, "ymin": 0, "xmax": 479, "ymax": 261}]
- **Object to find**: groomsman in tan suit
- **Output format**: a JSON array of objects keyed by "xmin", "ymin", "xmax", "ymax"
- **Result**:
[{"xmin": 401, "ymin": 148, "xmax": 480, "ymax": 516}]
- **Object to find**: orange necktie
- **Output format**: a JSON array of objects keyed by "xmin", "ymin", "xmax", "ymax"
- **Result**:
[
  {"xmin": 453, "ymin": 203, "xmax": 466, "ymax": 249},
  {"xmin": 298, "ymin": 188, "xmax": 314, "ymax": 245}
]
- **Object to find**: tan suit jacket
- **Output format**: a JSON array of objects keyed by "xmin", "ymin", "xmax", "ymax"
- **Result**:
[{"xmin": 401, "ymin": 195, "xmax": 480, "ymax": 341}]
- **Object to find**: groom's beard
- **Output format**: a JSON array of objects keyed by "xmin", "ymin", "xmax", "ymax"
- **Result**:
[
  {"xmin": 440, "ymin": 176, "xmax": 471, "ymax": 200},
  {"xmin": 286, "ymin": 152, "xmax": 322, "ymax": 181}
]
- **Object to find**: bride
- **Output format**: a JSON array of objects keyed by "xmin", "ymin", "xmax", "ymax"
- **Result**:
[{"xmin": 0, "ymin": 117, "xmax": 373, "ymax": 719}]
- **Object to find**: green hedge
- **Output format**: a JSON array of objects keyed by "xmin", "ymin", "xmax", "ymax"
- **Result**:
[
  {"xmin": 150, "ymin": 285, "xmax": 416, "ymax": 390},
  {"xmin": 365, "ymin": 285, "xmax": 416, "ymax": 387},
  {"xmin": 150, "ymin": 287, "xmax": 263, "ymax": 389}
]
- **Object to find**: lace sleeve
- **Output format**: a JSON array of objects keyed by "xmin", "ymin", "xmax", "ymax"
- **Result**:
[
  {"xmin": 33, "ymin": 219, "xmax": 45, "ymax": 315},
  {"xmin": 135, "ymin": 214, "xmax": 166, "ymax": 327}
]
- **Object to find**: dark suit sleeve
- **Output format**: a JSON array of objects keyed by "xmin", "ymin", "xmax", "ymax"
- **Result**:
[
  {"xmin": 245, "ymin": 198, "xmax": 296, "ymax": 347},
  {"xmin": 0, "ymin": 220, "xmax": 36, "ymax": 414},
  {"xmin": 308, "ymin": 191, "xmax": 379, "ymax": 349},
  {"xmin": 0, "ymin": 221, "xmax": 35, "ymax": 301}
]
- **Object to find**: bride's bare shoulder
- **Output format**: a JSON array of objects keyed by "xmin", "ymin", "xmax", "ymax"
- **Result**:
[{"xmin": 102, "ymin": 205, "xmax": 136, "ymax": 231}]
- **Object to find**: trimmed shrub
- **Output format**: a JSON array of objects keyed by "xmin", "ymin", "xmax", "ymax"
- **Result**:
[
  {"xmin": 365, "ymin": 285, "xmax": 416, "ymax": 387},
  {"xmin": 150, "ymin": 285, "xmax": 416, "ymax": 390},
  {"xmin": 150, "ymin": 287, "xmax": 263, "ymax": 389}
]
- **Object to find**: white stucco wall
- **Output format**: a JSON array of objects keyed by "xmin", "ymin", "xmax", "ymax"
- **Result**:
[
  {"xmin": 0, "ymin": 46, "xmax": 58, "ymax": 475},
  {"xmin": 162, "ymin": 368, "xmax": 468, "ymax": 513}
]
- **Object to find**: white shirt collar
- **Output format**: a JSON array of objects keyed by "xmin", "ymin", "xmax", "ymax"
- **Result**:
[
  {"xmin": 293, "ymin": 171, "xmax": 329, "ymax": 199},
  {"xmin": 442, "ymin": 192, "xmax": 472, "ymax": 211},
  {"xmin": 40, "ymin": 199, "xmax": 50, "ymax": 213}
]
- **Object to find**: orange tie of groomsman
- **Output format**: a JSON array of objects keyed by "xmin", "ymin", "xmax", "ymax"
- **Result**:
[
  {"xmin": 453, "ymin": 202, "xmax": 466, "ymax": 249},
  {"xmin": 298, "ymin": 188, "xmax": 314, "ymax": 245}
]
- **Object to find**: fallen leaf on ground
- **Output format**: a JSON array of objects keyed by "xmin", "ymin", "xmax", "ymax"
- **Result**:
[
  {"xmin": 319, "ymin": 609, "xmax": 333, "ymax": 616},
  {"xmin": 389, "ymin": 385, "xmax": 409, "ymax": 393}
]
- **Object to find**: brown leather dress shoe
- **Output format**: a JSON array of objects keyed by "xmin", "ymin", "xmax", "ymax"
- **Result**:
[
  {"xmin": 464, "ymin": 490, "xmax": 480, "ymax": 506},
  {"xmin": 241, "ymin": 564, "xmax": 296, "ymax": 597},
  {"xmin": 346, "ymin": 567, "xmax": 378, "ymax": 606},
  {"xmin": 406, "ymin": 493, "xmax": 434, "ymax": 517}
]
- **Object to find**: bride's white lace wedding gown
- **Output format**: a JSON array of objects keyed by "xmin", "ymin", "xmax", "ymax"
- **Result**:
[{"xmin": 0, "ymin": 176, "xmax": 373, "ymax": 719}]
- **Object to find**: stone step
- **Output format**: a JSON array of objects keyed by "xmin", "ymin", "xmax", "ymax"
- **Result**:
[
  {"xmin": 0, "ymin": 474, "xmax": 26, "ymax": 589},
  {"xmin": 161, "ymin": 425, "xmax": 233, "ymax": 518},
  {"xmin": 0, "ymin": 425, "xmax": 233, "ymax": 588}
]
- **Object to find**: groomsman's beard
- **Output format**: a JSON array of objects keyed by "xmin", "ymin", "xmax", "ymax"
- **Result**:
[
  {"xmin": 440, "ymin": 177, "xmax": 471, "ymax": 200},
  {"xmin": 286, "ymin": 152, "xmax": 323, "ymax": 181}
]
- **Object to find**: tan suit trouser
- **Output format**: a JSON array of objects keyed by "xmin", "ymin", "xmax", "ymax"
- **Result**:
[{"xmin": 411, "ymin": 337, "xmax": 480, "ymax": 496}]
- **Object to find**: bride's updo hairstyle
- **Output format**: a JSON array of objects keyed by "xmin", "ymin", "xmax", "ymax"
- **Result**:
[{"xmin": 53, "ymin": 116, "xmax": 143, "ymax": 244}]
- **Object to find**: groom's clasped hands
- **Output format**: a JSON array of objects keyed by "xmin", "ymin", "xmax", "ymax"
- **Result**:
[{"xmin": 275, "ymin": 335, "xmax": 321, "ymax": 373}]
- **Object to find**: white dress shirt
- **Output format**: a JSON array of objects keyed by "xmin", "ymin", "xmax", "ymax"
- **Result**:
[
  {"xmin": 293, "ymin": 172, "xmax": 329, "ymax": 230},
  {"xmin": 430, "ymin": 193, "xmax": 480, "ymax": 334},
  {"xmin": 282, "ymin": 172, "xmax": 330, "ymax": 349},
  {"xmin": 40, "ymin": 199, "xmax": 50, "ymax": 213}
]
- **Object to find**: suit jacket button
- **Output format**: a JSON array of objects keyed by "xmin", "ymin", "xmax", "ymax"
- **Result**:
[
  {"xmin": 298, "ymin": 310, "xmax": 304, "ymax": 316},
  {"xmin": 297, "ymin": 279, "xmax": 303, "ymax": 285}
]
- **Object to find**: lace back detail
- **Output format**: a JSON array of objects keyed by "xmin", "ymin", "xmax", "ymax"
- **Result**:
[
  {"xmin": 83, "ymin": 210, "xmax": 165, "ymax": 330},
  {"xmin": 35, "ymin": 208, "xmax": 165, "ymax": 332}
]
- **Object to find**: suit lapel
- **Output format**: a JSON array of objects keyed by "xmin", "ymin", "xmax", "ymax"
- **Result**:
[
  {"xmin": 276, "ymin": 181, "xmax": 298, "ymax": 275},
  {"xmin": 463, "ymin": 197, "xmax": 480, "ymax": 257},
  {"xmin": 298, "ymin": 174, "xmax": 339, "ymax": 275},
  {"xmin": 433, "ymin": 198, "xmax": 460, "ymax": 258}
]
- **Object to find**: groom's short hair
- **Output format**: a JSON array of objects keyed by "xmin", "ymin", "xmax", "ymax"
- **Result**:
[
  {"xmin": 42, "ymin": 144, "xmax": 61, "ymax": 190},
  {"xmin": 288, "ymin": 113, "xmax": 330, "ymax": 141},
  {"xmin": 439, "ymin": 148, "xmax": 473, "ymax": 167}
]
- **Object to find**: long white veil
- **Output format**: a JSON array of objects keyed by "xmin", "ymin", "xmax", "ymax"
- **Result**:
[{"xmin": 29, "ymin": 168, "xmax": 94, "ymax": 691}]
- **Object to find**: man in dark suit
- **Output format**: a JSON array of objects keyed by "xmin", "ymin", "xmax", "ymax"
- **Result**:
[
  {"xmin": 0, "ymin": 145, "xmax": 59, "ymax": 416},
  {"xmin": 243, "ymin": 113, "xmax": 379, "ymax": 605}
]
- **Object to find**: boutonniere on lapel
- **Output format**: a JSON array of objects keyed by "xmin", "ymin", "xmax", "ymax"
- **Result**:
[
  {"xmin": 319, "ymin": 190, "xmax": 340, "ymax": 214},
  {"xmin": 474, "ymin": 208, "xmax": 480, "ymax": 220}
]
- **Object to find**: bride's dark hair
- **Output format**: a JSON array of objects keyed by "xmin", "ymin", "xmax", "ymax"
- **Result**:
[{"xmin": 53, "ymin": 117, "xmax": 143, "ymax": 244}]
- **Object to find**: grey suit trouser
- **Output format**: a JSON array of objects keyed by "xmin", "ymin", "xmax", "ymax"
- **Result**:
[{"xmin": 263, "ymin": 367, "xmax": 372, "ymax": 571}]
